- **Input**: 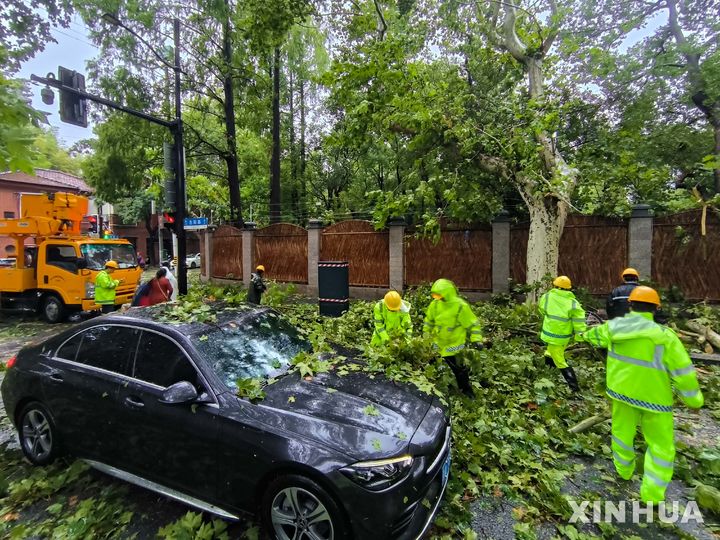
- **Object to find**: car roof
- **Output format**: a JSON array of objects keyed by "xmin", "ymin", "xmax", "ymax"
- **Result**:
[{"xmin": 106, "ymin": 302, "xmax": 271, "ymax": 336}]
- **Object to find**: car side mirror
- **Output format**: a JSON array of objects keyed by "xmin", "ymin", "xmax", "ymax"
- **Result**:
[{"xmin": 159, "ymin": 381, "xmax": 198, "ymax": 404}]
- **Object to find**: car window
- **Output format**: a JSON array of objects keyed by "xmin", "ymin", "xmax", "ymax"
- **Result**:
[
  {"xmin": 133, "ymin": 331, "xmax": 199, "ymax": 388},
  {"xmin": 56, "ymin": 333, "xmax": 83, "ymax": 362},
  {"xmin": 72, "ymin": 325, "xmax": 139, "ymax": 375},
  {"xmin": 191, "ymin": 310, "xmax": 311, "ymax": 389}
]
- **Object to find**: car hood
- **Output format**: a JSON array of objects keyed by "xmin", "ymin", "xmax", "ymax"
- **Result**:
[{"xmin": 248, "ymin": 366, "xmax": 437, "ymax": 460}]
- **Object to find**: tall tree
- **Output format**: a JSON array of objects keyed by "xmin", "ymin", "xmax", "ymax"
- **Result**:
[{"xmin": 270, "ymin": 46, "xmax": 282, "ymax": 223}]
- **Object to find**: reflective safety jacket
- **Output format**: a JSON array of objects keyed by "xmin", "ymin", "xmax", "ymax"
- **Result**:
[
  {"xmin": 606, "ymin": 282, "xmax": 638, "ymax": 320},
  {"xmin": 538, "ymin": 288, "xmax": 586, "ymax": 345},
  {"xmin": 423, "ymin": 279, "xmax": 483, "ymax": 357},
  {"xmin": 371, "ymin": 300, "xmax": 412, "ymax": 346},
  {"xmin": 581, "ymin": 312, "xmax": 704, "ymax": 413},
  {"xmin": 95, "ymin": 270, "xmax": 120, "ymax": 305}
]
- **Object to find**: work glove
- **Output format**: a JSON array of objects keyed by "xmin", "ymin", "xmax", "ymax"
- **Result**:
[{"xmin": 471, "ymin": 342, "xmax": 485, "ymax": 351}]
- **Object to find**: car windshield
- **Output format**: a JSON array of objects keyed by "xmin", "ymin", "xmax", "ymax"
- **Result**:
[
  {"xmin": 81, "ymin": 243, "xmax": 137, "ymax": 270},
  {"xmin": 192, "ymin": 311, "xmax": 311, "ymax": 389}
]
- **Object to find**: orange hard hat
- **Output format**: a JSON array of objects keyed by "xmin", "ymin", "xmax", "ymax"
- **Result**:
[
  {"xmin": 622, "ymin": 267, "xmax": 639, "ymax": 279},
  {"xmin": 629, "ymin": 285, "xmax": 661, "ymax": 306}
]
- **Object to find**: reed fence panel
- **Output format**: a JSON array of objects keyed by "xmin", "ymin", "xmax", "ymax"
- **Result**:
[
  {"xmin": 254, "ymin": 223, "xmax": 308, "ymax": 283},
  {"xmin": 558, "ymin": 215, "xmax": 628, "ymax": 294},
  {"xmin": 211, "ymin": 225, "xmax": 242, "ymax": 280},
  {"xmin": 321, "ymin": 220, "xmax": 389, "ymax": 287},
  {"xmin": 652, "ymin": 210, "xmax": 720, "ymax": 301},
  {"xmin": 405, "ymin": 229, "xmax": 492, "ymax": 290}
]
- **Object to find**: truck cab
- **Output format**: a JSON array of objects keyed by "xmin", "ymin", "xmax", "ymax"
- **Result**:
[{"xmin": 0, "ymin": 193, "xmax": 143, "ymax": 322}]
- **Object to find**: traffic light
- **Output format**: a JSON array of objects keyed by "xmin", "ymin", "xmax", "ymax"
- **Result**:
[
  {"xmin": 164, "ymin": 142, "xmax": 177, "ymax": 210},
  {"xmin": 86, "ymin": 214, "xmax": 98, "ymax": 234},
  {"xmin": 58, "ymin": 66, "xmax": 88, "ymax": 127},
  {"xmin": 163, "ymin": 212, "xmax": 177, "ymax": 233}
]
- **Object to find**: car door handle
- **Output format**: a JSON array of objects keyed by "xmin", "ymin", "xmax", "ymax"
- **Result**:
[
  {"xmin": 124, "ymin": 396, "xmax": 145, "ymax": 408},
  {"xmin": 49, "ymin": 373, "xmax": 64, "ymax": 383}
]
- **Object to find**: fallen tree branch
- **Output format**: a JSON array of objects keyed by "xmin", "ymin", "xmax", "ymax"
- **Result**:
[
  {"xmin": 686, "ymin": 320, "xmax": 720, "ymax": 350},
  {"xmin": 569, "ymin": 414, "xmax": 610, "ymax": 434}
]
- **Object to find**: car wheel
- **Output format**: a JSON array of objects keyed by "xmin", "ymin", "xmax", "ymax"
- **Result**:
[
  {"xmin": 42, "ymin": 295, "xmax": 65, "ymax": 324},
  {"xmin": 262, "ymin": 474, "xmax": 350, "ymax": 540},
  {"xmin": 191, "ymin": 262, "xmax": 197, "ymax": 269},
  {"xmin": 18, "ymin": 402, "xmax": 60, "ymax": 465}
]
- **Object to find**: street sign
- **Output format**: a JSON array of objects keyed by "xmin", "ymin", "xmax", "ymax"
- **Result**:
[{"xmin": 184, "ymin": 217, "xmax": 208, "ymax": 230}]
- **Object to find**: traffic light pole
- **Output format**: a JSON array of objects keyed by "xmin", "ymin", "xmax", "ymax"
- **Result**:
[
  {"xmin": 173, "ymin": 18, "xmax": 187, "ymax": 295},
  {"xmin": 31, "ymin": 17, "xmax": 188, "ymax": 294}
]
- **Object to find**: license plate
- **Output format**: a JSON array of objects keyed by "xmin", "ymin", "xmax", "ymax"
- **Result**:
[{"xmin": 441, "ymin": 454, "xmax": 451, "ymax": 485}]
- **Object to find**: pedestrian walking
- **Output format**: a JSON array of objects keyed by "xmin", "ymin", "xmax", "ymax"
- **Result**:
[
  {"xmin": 145, "ymin": 267, "xmax": 174, "ymax": 306},
  {"xmin": 371, "ymin": 291, "xmax": 412, "ymax": 347},
  {"xmin": 538, "ymin": 275, "xmax": 586, "ymax": 393},
  {"xmin": 606, "ymin": 268, "xmax": 640, "ymax": 319},
  {"xmin": 579, "ymin": 286, "xmax": 703, "ymax": 503},
  {"xmin": 248, "ymin": 265, "xmax": 267, "ymax": 304},
  {"xmin": 423, "ymin": 279, "xmax": 483, "ymax": 396},
  {"xmin": 95, "ymin": 260, "xmax": 122, "ymax": 314}
]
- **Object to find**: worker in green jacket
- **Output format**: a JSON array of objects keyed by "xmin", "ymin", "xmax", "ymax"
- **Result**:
[
  {"xmin": 579, "ymin": 286, "xmax": 703, "ymax": 503},
  {"xmin": 370, "ymin": 291, "xmax": 412, "ymax": 347},
  {"xmin": 95, "ymin": 260, "xmax": 122, "ymax": 314},
  {"xmin": 424, "ymin": 279, "xmax": 483, "ymax": 396},
  {"xmin": 538, "ymin": 275, "xmax": 586, "ymax": 393}
]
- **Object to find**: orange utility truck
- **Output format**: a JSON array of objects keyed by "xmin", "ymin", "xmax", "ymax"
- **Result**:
[{"xmin": 0, "ymin": 192, "xmax": 142, "ymax": 322}]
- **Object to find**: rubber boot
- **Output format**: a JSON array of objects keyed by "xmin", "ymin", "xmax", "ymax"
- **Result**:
[
  {"xmin": 560, "ymin": 367, "xmax": 580, "ymax": 393},
  {"xmin": 446, "ymin": 356, "xmax": 474, "ymax": 397}
]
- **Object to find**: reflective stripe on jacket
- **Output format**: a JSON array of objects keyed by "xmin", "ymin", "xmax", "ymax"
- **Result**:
[
  {"xmin": 538, "ymin": 288, "xmax": 586, "ymax": 345},
  {"xmin": 606, "ymin": 282, "xmax": 638, "ymax": 320},
  {"xmin": 95, "ymin": 270, "xmax": 119, "ymax": 305},
  {"xmin": 370, "ymin": 300, "xmax": 412, "ymax": 346},
  {"xmin": 581, "ymin": 312, "xmax": 704, "ymax": 413},
  {"xmin": 423, "ymin": 279, "xmax": 483, "ymax": 357}
]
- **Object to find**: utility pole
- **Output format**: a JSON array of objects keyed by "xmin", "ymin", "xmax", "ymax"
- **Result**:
[{"xmin": 173, "ymin": 19, "xmax": 188, "ymax": 294}]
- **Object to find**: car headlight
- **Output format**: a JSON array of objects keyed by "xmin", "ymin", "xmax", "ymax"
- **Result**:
[
  {"xmin": 340, "ymin": 455, "xmax": 413, "ymax": 491},
  {"xmin": 85, "ymin": 282, "xmax": 95, "ymax": 299}
]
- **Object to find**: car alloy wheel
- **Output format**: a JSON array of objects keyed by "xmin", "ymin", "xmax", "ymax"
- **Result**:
[
  {"xmin": 271, "ymin": 487, "xmax": 334, "ymax": 540},
  {"xmin": 19, "ymin": 403, "xmax": 58, "ymax": 465}
]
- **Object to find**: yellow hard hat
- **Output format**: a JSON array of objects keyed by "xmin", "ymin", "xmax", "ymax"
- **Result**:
[
  {"xmin": 105, "ymin": 260, "xmax": 119, "ymax": 269},
  {"xmin": 256, "ymin": 265, "xmax": 265, "ymax": 272},
  {"xmin": 431, "ymin": 293, "xmax": 442, "ymax": 300},
  {"xmin": 384, "ymin": 291, "xmax": 402, "ymax": 311},
  {"xmin": 629, "ymin": 285, "xmax": 660, "ymax": 306},
  {"xmin": 553, "ymin": 275, "xmax": 572, "ymax": 289},
  {"xmin": 622, "ymin": 267, "xmax": 639, "ymax": 279}
]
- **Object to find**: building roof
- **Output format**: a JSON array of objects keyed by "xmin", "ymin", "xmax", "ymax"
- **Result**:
[{"xmin": 0, "ymin": 169, "xmax": 93, "ymax": 194}]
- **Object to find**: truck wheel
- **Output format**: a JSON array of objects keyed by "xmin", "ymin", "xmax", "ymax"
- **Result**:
[{"xmin": 42, "ymin": 295, "xmax": 65, "ymax": 324}]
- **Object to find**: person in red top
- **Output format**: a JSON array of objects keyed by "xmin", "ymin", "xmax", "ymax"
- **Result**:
[{"xmin": 144, "ymin": 267, "xmax": 174, "ymax": 306}]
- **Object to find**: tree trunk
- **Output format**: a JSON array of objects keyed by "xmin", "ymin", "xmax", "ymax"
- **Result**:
[
  {"xmin": 523, "ymin": 188, "xmax": 568, "ymax": 292},
  {"xmin": 270, "ymin": 46, "xmax": 282, "ymax": 223},
  {"xmin": 222, "ymin": 5, "xmax": 243, "ymax": 226},
  {"xmin": 299, "ymin": 79, "xmax": 307, "ymax": 213},
  {"xmin": 714, "ymin": 121, "xmax": 720, "ymax": 194},
  {"xmin": 289, "ymin": 69, "xmax": 300, "ymax": 221}
]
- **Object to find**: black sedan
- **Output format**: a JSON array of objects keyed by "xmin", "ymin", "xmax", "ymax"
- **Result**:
[{"xmin": 1, "ymin": 304, "xmax": 451, "ymax": 539}]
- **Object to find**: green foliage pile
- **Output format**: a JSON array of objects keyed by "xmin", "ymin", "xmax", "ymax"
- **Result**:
[{"xmin": 191, "ymin": 284, "xmax": 719, "ymax": 536}]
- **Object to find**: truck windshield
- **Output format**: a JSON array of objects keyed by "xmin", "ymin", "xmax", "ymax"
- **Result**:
[{"xmin": 81, "ymin": 244, "xmax": 137, "ymax": 270}]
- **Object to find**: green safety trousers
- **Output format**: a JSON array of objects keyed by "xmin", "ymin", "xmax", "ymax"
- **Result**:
[
  {"xmin": 544, "ymin": 343, "xmax": 569, "ymax": 369},
  {"xmin": 611, "ymin": 400, "xmax": 675, "ymax": 503}
]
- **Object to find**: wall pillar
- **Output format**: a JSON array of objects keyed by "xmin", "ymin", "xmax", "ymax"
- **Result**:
[
  {"xmin": 492, "ymin": 210, "xmax": 511, "ymax": 293},
  {"xmin": 628, "ymin": 204, "xmax": 653, "ymax": 279},
  {"xmin": 307, "ymin": 219, "xmax": 323, "ymax": 297},
  {"xmin": 242, "ymin": 222, "xmax": 256, "ymax": 287},
  {"xmin": 388, "ymin": 218, "xmax": 405, "ymax": 291},
  {"xmin": 202, "ymin": 228, "xmax": 213, "ymax": 281}
]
